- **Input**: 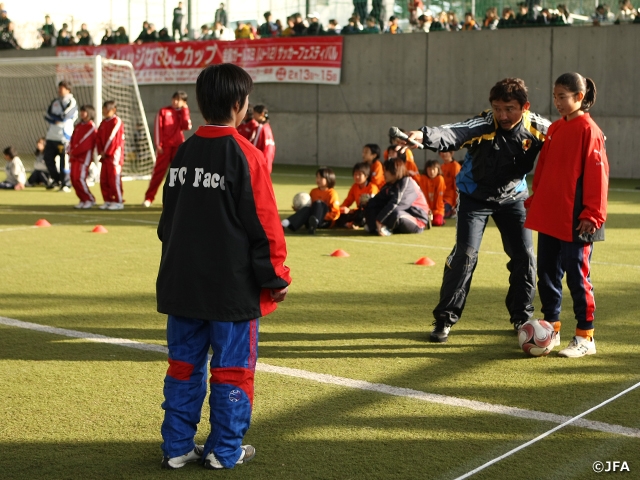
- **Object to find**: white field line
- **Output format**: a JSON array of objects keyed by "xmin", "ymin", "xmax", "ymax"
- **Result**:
[{"xmin": 1, "ymin": 316, "xmax": 639, "ymax": 439}]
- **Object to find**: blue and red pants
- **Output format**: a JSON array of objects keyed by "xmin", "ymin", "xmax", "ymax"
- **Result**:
[{"xmin": 161, "ymin": 315, "xmax": 258, "ymax": 468}]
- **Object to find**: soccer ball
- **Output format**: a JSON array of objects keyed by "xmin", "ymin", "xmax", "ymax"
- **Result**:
[
  {"xmin": 518, "ymin": 319, "xmax": 557, "ymax": 357},
  {"xmin": 292, "ymin": 192, "xmax": 311, "ymax": 211}
]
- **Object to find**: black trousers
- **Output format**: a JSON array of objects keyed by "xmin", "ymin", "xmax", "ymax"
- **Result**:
[
  {"xmin": 43, "ymin": 140, "xmax": 68, "ymax": 186},
  {"xmin": 287, "ymin": 201, "xmax": 329, "ymax": 231},
  {"xmin": 433, "ymin": 193, "xmax": 535, "ymax": 325},
  {"xmin": 27, "ymin": 170, "xmax": 51, "ymax": 186},
  {"xmin": 335, "ymin": 208, "xmax": 366, "ymax": 228},
  {"xmin": 353, "ymin": 0, "xmax": 368, "ymax": 22}
]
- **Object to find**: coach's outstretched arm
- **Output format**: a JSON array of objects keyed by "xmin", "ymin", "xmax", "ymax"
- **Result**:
[{"xmin": 404, "ymin": 111, "xmax": 496, "ymax": 152}]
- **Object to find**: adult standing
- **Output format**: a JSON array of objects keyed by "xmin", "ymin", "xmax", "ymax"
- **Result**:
[
  {"xmin": 401, "ymin": 78, "xmax": 550, "ymax": 343},
  {"xmin": 214, "ymin": 3, "xmax": 227, "ymax": 27},
  {"xmin": 172, "ymin": 2, "xmax": 184, "ymax": 40},
  {"xmin": 43, "ymin": 80, "xmax": 78, "ymax": 191}
]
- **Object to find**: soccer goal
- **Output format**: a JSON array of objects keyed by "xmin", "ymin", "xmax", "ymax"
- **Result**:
[{"xmin": 0, "ymin": 55, "xmax": 155, "ymax": 178}]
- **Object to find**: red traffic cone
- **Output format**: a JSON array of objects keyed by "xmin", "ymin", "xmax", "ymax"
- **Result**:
[
  {"xmin": 35, "ymin": 219, "xmax": 51, "ymax": 227},
  {"xmin": 330, "ymin": 249, "xmax": 350, "ymax": 257},
  {"xmin": 414, "ymin": 257, "xmax": 435, "ymax": 266},
  {"xmin": 92, "ymin": 225, "xmax": 108, "ymax": 234}
]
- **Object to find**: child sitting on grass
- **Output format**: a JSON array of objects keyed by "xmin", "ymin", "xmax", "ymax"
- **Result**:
[
  {"xmin": 416, "ymin": 159, "xmax": 446, "ymax": 226},
  {"xmin": 362, "ymin": 143, "xmax": 385, "ymax": 189},
  {"xmin": 281, "ymin": 167, "xmax": 340, "ymax": 234},
  {"xmin": 26, "ymin": 137, "xmax": 52, "ymax": 187},
  {"xmin": 336, "ymin": 162, "xmax": 379, "ymax": 228},
  {"xmin": 1, "ymin": 146, "xmax": 26, "ymax": 190},
  {"xmin": 387, "ymin": 145, "xmax": 419, "ymax": 177},
  {"xmin": 439, "ymin": 151, "xmax": 461, "ymax": 218}
]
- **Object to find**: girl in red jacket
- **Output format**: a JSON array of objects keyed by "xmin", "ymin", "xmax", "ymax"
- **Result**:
[
  {"xmin": 69, "ymin": 105, "xmax": 97, "ymax": 208},
  {"xmin": 524, "ymin": 73, "xmax": 608, "ymax": 358},
  {"xmin": 251, "ymin": 105, "xmax": 275, "ymax": 174}
]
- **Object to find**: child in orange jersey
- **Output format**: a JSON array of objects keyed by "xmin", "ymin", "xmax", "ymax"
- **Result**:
[
  {"xmin": 387, "ymin": 145, "xmax": 419, "ymax": 177},
  {"xmin": 439, "ymin": 151, "xmax": 461, "ymax": 218},
  {"xmin": 336, "ymin": 162, "xmax": 379, "ymax": 228},
  {"xmin": 281, "ymin": 167, "xmax": 340, "ymax": 234},
  {"xmin": 416, "ymin": 159, "xmax": 446, "ymax": 226},
  {"xmin": 362, "ymin": 143, "xmax": 385, "ymax": 189}
]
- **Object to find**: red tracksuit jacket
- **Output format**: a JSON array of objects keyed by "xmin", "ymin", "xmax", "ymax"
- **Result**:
[
  {"xmin": 69, "ymin": 121, "xmax": 97, "ymax": 159},
  {"xmin": 96, "ymin": 116, "xmax": 125, "ymax": 165},
  {"xmin": 155, "ymin": 106, "xmax": 192, "ymax": 149},
  {"xmin": 252, "ymin": 122, "xmax": 275, "ymax": 167},
  {"xmin": 237, "ymin": 119, "xmax": 258, "ymax": 141}
]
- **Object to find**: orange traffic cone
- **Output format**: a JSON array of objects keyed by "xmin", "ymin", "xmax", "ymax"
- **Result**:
[
  {"xmin": 414, "ymin": 257, "xmax": 435, "ymax": 266},
  {"xmin": 92, "ymin": 225, "xmax": 108, "ymax": 233},
  {"xmin": 330, "ymin": 249, "xmax": 350, "ymax": 257},
  {"xmin": 35, "ymin": 219, "xmax": 51, "ymax": 227}
]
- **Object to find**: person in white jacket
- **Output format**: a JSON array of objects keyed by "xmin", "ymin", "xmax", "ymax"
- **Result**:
[
  {"xmin": 43, "ymin": 80, "xmax": 77, "ymax": 191},
  {"xmin": 1, "ymin": 146, "xmax": 26, "ymax": 190}
]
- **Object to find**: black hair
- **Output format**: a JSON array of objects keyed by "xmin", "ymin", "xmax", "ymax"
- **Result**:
[
  {"xmin": 424, "ymin": 159, "xmax": 442, "ymax": 176},
  {"xmin": 3, "ymin": 145, "xmax": 17, "ymax": 159},
  {"xmin": 352, "ymin": 162, "xmax": 371, "ymax": 177},
  {"xmin": 315, "ymin": 167, "xmax": 336, "ymax": 189},
  {"xmin": 386, "ymin": 145, "xmax": 406, "ymax": 161},
  {"xmin": 196, "ymin": 64, "xmax": 253, "ymax": 124},
  {"xmin": 489, "ymin": 77, "xmax": 528, "ymax": 108},
  {"xmin": 264, "ymin": 11, "xmax": 271, "ymax": 18},
  {"xmin": 363, "ymin": 143, "xmax": 381, "ymax": 161},
  {"xmin": 35, "ymin": 137, "xmax": 45, "ymax": 155},
  {"xmin": 58, "ymin": 80, "xmax": 72, "ymax": 92},
  {"xmin": 103, "ymin": 100, "xmax": 116, "ymax": 111},
  {"xmin": 253, "ymin": 104, "xmax": 269, "ymax": 122},
  {"xmin": 554, "ymin": 72, "xmax": 597, "ymax": 111},
  {"xmin": 80, "ymin": 104, "xmax": 95, "ymax": 121},
  {"xmin": 383, "ymin": 158, "xmax": 407, "ymax": 179},
  {"xmin": 172, "ymin": 90, "xmax": 188, "ymax": 102}
]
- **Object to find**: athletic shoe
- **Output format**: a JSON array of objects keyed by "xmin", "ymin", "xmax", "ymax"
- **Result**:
[
  {"xmin": 308, "ymin": 215, "xmax": 319, "ymax": 235},
  {"xmin": 86, "ymin": 180, "xmax": 95, "ymax": 187},
  {"xmin": 378, "ymin": 225, "xmax": 391, "ymax": 236},
  {"xmin": 107, "ymin": 202, "xmax": 124, "ymax": 210},
  {"xmin": 59, "ymin": 186, "xmax": 71, "ymax": 193},
  {"xmin": 513, "ymin": 319, "xmax": 527, "ymax": 334},
  {"xmin": 429, "ymin": 318, "xmax": 452, "ymax": 343},
  {"xmin": 558, "ymin": 336, "xmax": 596, "ymax": 358},
  {"xmin": 82, "ymin": 200, "xmax": 95, "ymax": 209},
  {"xmin": 161, "ymin": 445, "xmax": 204, "ymax": 469},
  {"xmin": 143, "ymin": 199, "xmax": 152, "ymax": 208},
  {"xmin": 74, "ymin": 201, "xmax": 85, "ymax": 209},
  {"xmin": 554, "ymin": 332, "xmax": 561, "ymax": 347},
  {"xmin": 204, "ymin": 445, "xmax": 255, "ymax": 470},
  {"xmin": 99, "ymin": 203, "xmax": 112, "ymax": 210}
]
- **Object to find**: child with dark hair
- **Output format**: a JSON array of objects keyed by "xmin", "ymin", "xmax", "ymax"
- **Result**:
[
  {"xmin": 144, "ymin": 91, "xmax": 192, "ymax": 207},
  {"xmin": 157, "ymin": 63, "xmax": 290, "ymax": 470},
  {"xmin": 251, "ymin": 104, "xmax": 275, "ymax": 174},
  {"xmin": 337, "ymin": 162, "xmax": 379, "ymax": 228},
  {"xmin": 281, "ymin": 167, "xmax": 340, "ymax": 234},
  {"xmin": 387, "ymin": 145, "xmax": 419, "ymax": 177},
  {"xmin": 69, "ymin": 105, "xmax": 97, "ymax": 208},
  {"xmin": 96, "ymin": 100, "xmax": 125, "ymax": 210},
  {"xmin": 362, "ymin": 143, "xmax": 384, "ymax": 189},
  {"xmin": 416, "ymin": 159, "xmax": 445, "ymax": 226},
  {"xmin": 1, "ymin": 146, "xmax": 26, "ymax": 190},
  {"xmin": 26, "ymin": 137, "xmax": 51, "ymax": 187},
  {"xmin": 525, "ymin": 73, "xmax": 608, "ymax": 358},
  {"xmin": 439, "ymin": 151, "xmax": 461, "ymax": 218},
  {"xmin": 364, "ymin": 158, "xmax": 430, "ymax": 235}
]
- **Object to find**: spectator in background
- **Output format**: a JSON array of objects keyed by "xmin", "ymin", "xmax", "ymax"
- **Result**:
[
  {"xmin": 537, "ymin": 8, "xmax": 552, "ymax": 24},
  {"xmin": 274, "ymin": 19, "xmax": 284, "ymax": 35},
  {"xmin": 408, "ymin": 0, "xmax": 425, "ymax": 26},
  {"xmin": 363, "ymin": 15, "xmax": 381, "ymax": 33},
  {"xmin": 385, "ymin": 15, "xmax": 403, "ymax": 33},
  {"xmin": 40, "ymin": 15, "xmax": 56, "ymax": 47},
  {"xmin": 197, "ymin": 24, "xmax": 211, "ymax": 40},
  {"xmin": 214, "ymin": 3, "xmax": 227, "ymax": 27},
  {"xmin": 592, "ymin": 4, "xmax": 614, "ymax": 24},
  {"xmin": 615, "ymin": 0, "xmax": 636, "ymax": 23},
  {"xmin": 483, "ymin": 7, "xmax": 500, "ymax": 29},
  {"xmin": 101, "ymin": 28, "xmax": 115, "ymax": 44},
  {"xmin": 370, "ymin": 0, "xmax": 384, "ymax": 29},
  {"xmin": 173, "ymin": 2, "xmax": 184, "ymax": 40},
  {"xmin": 353, "ymin": 0, "xmax": 368, "ymax": 27},
  {"xmin": 0, "ymin": 9, "xmax": 10, "ymax": 31},
  {"xmin": 430, "ymin": 11, "xmax": 450, "ymax": 31},
  {"xmin": 515, "ymin": 2, "xmax": 529, "ymax": 24},
  {"xmin": 136, "ymin": 21, "xmax": 150, "ymax": 43},
  {"xmin": 0, "ymin": 21, "xmax": 19, "ymax": 49},
  {"xmin": 413, "ymin": 13, "xmax": 432, "ymax": 32},
  {"xmin": 635, "ymin": 8, "xmax": 640, "ymax": 21},
  {"xmin": 353, "ymin": 13, "xmax": 364, "ymax": 29},
  {"xmin": 212, "ymin": 21, "xmax": 235, "ymax": 40},
  {"xmin": 281, "ymin": 16, "xmax": 295, "ymax": 36},
  {"xmin": 258, "ymin": 11, "xmax": 278, "ymax": 37},
  {"xmin": 341, "ymin": 15, "xmax": 360, "ymax": 34},
  {"xmin": 306, "ymin": 13, "xmax": 324, "ymax": 35},
  {"xmin": 76, "ymin": 24, "xmax": 93, "ymax": 45},
  {"xmin": 462, "ymin": 11, "xmax": 481, "ymax": 29},
  {"xmin": 448, "ymin": 11, "xmax": 462, "ymax": 30},
  {"xmin": 556, "ymin": 4, "xmax": 573, "ymax": 24},
  {"xmin": 235, "ymin": 21, "xmax": 254, "ymax": 39},
  {"xmin": 325, "ymin": 19, "xmax": 340, "ymax": 34},
  {"xmin": 115, "ymin": 26, "xmax": 129, "ymax": 44},
  {"xmin": 57, "ymin": 23, "xmax": 73, "ymax": 46},
  {"xmin": 292, "ymin": 13, "xmax": 307, "ymax": 35},
  {"xmin": 498, "ymin": 7, "xmax": 517, "ymax": 27},
  {"xmin": 158, "ymin": 27, "xmax": 174, "ymax": 42}
]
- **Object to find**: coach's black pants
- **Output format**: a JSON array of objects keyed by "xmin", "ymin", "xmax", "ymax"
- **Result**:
[
  {"xmin": 433, "ymin": 193, "xmax": 535, "ymax": 326},
  {"xmin": 43, "ymin": 140, "xmax": 69, "ymax": 187},
  {"xmin": 287, "ymin": 201, "xmax": 329, "ymax": 231}
]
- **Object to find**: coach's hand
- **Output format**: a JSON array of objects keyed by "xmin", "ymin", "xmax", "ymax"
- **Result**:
[
  {"xmin": 271, "ymin": 286, "xmax": 288, "ymax": 303},
  {"xmin": 396, "ymin": 130, "xmax": 424, "ymax": 153},
  {"xmin": 576, "ymin": 219, "xmax": 596, "ymax": 236}
]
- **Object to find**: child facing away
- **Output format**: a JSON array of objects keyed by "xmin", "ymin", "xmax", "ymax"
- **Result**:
[
  {"xmin": 26, "ymin": 137, "xmax": 52, "ymax": 187},
  {"xmin": 69, "ymin": 104, "xmax": 97, "ymax": 209},
  {"xmin": 156, "ymin": 63, "xmax": 290, "ymax": 470},
  {"xmin": 362, "ymin": 143, "xmax": 385, "ymax": 189},
  {"xmin": 416, "ymin": 159, "xmax": 446, "ymax": 226},
  {"xmin": 524, "ymin": 73, "xmax": 609, "ymax": 358},
  {"xmin": 96, "ymin": 100, "xmax": 125, "ymax": 210},
  {"xmin": 336, "ymin": 162, "xmax": 380, "ymax": 228},
  {"xmin": 1, "ymin": 146, "xmax": 26, "ymax": 190},
  {"xmin": 364, "ymin": 158, "xmax": 431, "ymax": 235},
  {"xmin": 439, "ymin": 151, "xmax": 461, "ymax": 218},
  {"xmin": 281, "ymin": 167, "xmax": 340, "ymax": 234}
]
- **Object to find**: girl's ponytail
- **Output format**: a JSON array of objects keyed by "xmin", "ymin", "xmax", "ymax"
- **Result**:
[
  {"xmin": 582, "ymin": 77, "xmax": 597, "ymax": 111},
  {"xmin": 554, "ymin": 72, "xmax": 597, "ymax": 112}
]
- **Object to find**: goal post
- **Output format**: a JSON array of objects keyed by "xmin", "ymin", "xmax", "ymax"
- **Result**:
[{"xmin": 0, "ymin": 55, "xmax": 155, "ymax": 178}]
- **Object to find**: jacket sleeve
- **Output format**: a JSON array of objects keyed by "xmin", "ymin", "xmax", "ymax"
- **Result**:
[
  {"xmin": 341, "ymin": 185, "xmax": 356, "ymax": 209},
  {"xmin": 579, "ymin": 127, "xmax": 609, "ymax": 228},
  {"xmin": 61, "ymin": 98, "xmax": 78, "ymax": 143},
  {"xmin": 377, "ymin": 177, "xmax": 417, "ymax": 223},
  {"xmin": 179, "ymin": 106, "xmax": 192, "ymax": 131},
  {"xmin": 324, "ymin": 190, "xmax": 341, "ymax": 221},
  {"xmin": 154, "ymin": 110, "xmax": 164, "ymax": 148},
  {"xmin": 524, "ymin": 128, "xmax": 552, "ymax": 209},
  {"xmin": 420, "ymin": 111, "xmax": 495, "ymax": 152}
]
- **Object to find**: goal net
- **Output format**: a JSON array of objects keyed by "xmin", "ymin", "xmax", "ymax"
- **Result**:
[{"xmin": 0, "ymin": 56, "xmax": 155, "ymax": 178}]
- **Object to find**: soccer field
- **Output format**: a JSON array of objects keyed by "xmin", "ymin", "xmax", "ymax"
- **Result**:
[{"xmin": 1, "ymin": 165, "xmax": 639, "ymax": 479}]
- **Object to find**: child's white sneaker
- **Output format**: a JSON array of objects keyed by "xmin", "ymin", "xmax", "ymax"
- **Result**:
[
  {"xmin": 99, "ymin": 202, "xmax": 112, "ymax": 210},
  {"xmin": 558, "ymin": 336, "xmax": 596, "ymax": 357},
  {"xmin": 74, "ymin": 201, "xmax": 85, "ymax": 209},
  {"xmin": 161, "ymin": 445, "xmax": 204, "ymax": 469},
  {"xmin": 203, "ymin": 445, "xmax": 255, "ymax": 470},
  {"xmin": 107, "ymin": 202, "xmax": 124, "ymax": 210},
  {"xmin": 81, "ymin": 200, "xmax": 94, "ymax": 209}
]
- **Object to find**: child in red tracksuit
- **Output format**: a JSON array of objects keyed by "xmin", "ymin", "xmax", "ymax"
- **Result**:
[
  {"xmin": 69, "ymin": 105, "xmax": 97, "ymax": 209},
  {"xmin": 251, "ymin": 105, "xmax": 275, "ymax": 174},
  {"xmin": 525, "ymin": 73, "xmax": 608, "ymax": 358},
  {"xmin": 96, "ymin": 100, "xmax": 125, "ymax": 210},
  {"xmin": 144, "ymin": 91, "xmax": 192, "ymax": 207}
]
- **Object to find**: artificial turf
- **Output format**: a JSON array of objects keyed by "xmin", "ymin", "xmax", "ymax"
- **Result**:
[{"xmin": 1, "ymin": 165, "xmax": 639, "ymax": 479}]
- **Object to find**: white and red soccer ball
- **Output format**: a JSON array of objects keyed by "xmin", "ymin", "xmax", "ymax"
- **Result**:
[{"xmin": 518, "ymin": 319, "xmax": 557, "ymax": 357}]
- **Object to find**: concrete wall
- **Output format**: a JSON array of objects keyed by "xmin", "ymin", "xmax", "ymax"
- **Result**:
[{"xmin": 2, "ymin": 25, "xmax": 639, "ymax": 177}]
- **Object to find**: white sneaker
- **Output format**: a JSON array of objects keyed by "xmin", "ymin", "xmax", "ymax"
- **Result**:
[
  {"xmin": 59, "ymin": 186, "xmax": 71, "ymax": 193},
  {"xmin": 161, "ymin": 445, "xmax": 204, "ymax": 469},
  {"xmin": 204, "ymin": 445, "xmax": 255, "ymax": 470},
  {"xmin": 74, "ymin": 201, "xmax": 85, "ymax": 209},
  {"xmin": 81, "ymin": 200, "xmax": 95, "ymax": 209},
  {"xmin": 107, "ymin": 202, "xmax": 124, "ymax": 210},
  {"xmin": 86, "ymin": 180, "xmax": 95, "ymax": 187},
  {"xmin": 554, "ymin": 332, "xmax": 561, "ymax": 347},
  {"xmin": 558, "ymin": 336, "xmax": 596, "ymax": 357},
  {"xmin": 99, "ymin": 203, "xmax": 112, "ymax": 210},
  {"xmin": 143, "ymin": 199, "xmax": 152, "ymax": 208}
]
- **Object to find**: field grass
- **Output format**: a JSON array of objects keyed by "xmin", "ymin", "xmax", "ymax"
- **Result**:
[{"xmin": 1, "ymin": 165, "xmax": 640, "ymax": 479}]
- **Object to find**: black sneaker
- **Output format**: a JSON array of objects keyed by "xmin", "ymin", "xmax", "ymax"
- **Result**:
[
  {"xmin": 513, "ymin": 319, "xmax": 527, "ymax": 334},
  {"xmin": 429, "ymin": 319, "xmax": 452, "ymax": 343},
  {"xmin": 308, "ymin": 215, "xmax": 319, "ymax": 235},
  {"xmin": 161, "ymin": 445, "xmax": 204, "ymax": 469}
]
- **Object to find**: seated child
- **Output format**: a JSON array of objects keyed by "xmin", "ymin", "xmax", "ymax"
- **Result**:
[
  {"xmin": 26, "ymin": 137, "xmax": 52, "ymax": 187},
  {"xmin": 364, "ymin": 158, "xmax": 431, "ymax": 235},
  {"xmin": 362, "ymin": 143, "xmax": 385, "ymax": 189},
  {"xmin": 336, "ymin": 162, "xmax": 379, "ymax": 228},
  {"xmin": 387, "ymin": 145, "xmax": 419, "ymax": 177},
  {"xmin": 1, "ymin": 146, "xmax": 26, "ymax": 190},
  {"xmin": 439, "ymin": 151, "xmax": 461, "ymax": 218},
  {"xmin": 282, "ymin": 167, "xmax": 340, "ymax": 234},
  {"xmin": 416, "ymin": 159, "xmax": 446, "ymax": 226}
]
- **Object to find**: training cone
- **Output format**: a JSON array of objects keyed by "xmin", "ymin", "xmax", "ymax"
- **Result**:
[
  {"xmin": 414, "ymin": 257, "xmax": 435, "ymax": 266},
  {"xmin": 330, "ymin": 249, "xmax": 350, "ymax": 257},
  {"xmin": 92, "ymin": 225, "xmax": 108, "ymax": 234},
  {"xmin": 35, "ymin": 219, "xmax": 51, "ymax": 227}
]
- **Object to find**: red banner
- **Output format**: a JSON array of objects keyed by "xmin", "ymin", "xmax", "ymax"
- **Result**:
[{"xmin": 57, "ymin": 37, "xmax": 343, "ymax": 85}]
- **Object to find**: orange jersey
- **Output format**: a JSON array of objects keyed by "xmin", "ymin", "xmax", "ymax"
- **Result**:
[
  {"xmin": 441, "ymin": 161, "xmax": 461, "ymax": 206},
  {"xmin": 310, "ymin": 187, "xmax": 340, "ymax": 222},
  {"xmin": 341, "ymin": 182, "xmax": 379, "ymax": 210},
  {"xmin": 369, "ymin": 160, "xmax": 385, "ymax": 189},
  {"xmin": 384, "ymin": 148, "xmax": 415, "ymax": 163},
  {"xmin": 416, "ymin": 174, "xmax": 445, "ymax": 217},
  {"xmin": 405, "ymin": 158, "xmax": 419, "ymax": 177}
]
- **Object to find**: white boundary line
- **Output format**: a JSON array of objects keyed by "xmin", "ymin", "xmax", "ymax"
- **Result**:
[{"xmin": 1, "ymin": 316, "xmax": 639, "ymax": 439}]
